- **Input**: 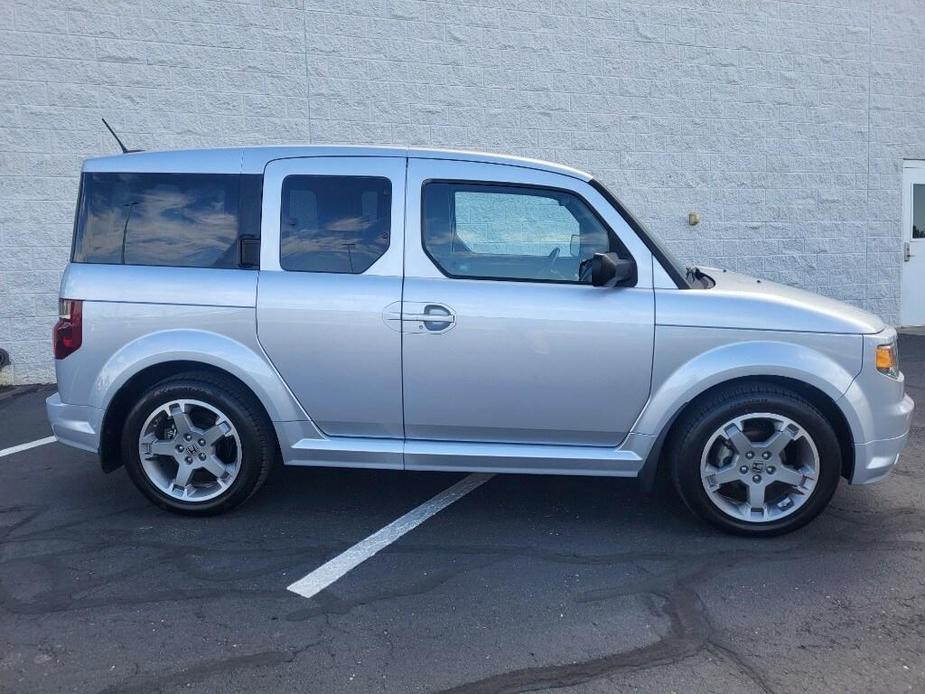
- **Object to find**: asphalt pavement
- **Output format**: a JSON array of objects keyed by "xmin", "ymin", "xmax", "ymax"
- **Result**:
[{"xmin": 1, "ymin": 336, "xmax": 924, "ymax": 693}]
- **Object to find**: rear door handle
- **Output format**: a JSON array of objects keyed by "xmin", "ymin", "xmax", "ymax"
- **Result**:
[{"xmin": 402, "ymin": 303, "xmax": 456, "ymax": 333}]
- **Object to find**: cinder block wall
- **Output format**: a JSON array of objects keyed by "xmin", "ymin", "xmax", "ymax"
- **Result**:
[{"xmin": 1, "ymin": 0, "xmax": 924, "ymax": 384}]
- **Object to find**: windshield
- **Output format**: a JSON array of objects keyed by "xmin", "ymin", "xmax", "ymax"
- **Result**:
[{"xmin": 589, "ymin": 179, "xmax": 692, "ymax": 288}]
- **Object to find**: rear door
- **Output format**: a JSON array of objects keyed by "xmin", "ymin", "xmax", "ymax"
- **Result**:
[{"xmin": 257, "ymin": 156, "xmax": 405, "ymax": 438}]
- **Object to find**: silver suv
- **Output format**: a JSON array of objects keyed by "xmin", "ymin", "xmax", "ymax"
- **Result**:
[{"xmin": 46, "ymin": 146, "xmax": 913, "ymax": 535}]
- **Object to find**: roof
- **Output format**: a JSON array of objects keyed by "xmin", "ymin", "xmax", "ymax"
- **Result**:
[{"xmin": 81, "ymin": 145, "xmax": 593, "ymax": 181}]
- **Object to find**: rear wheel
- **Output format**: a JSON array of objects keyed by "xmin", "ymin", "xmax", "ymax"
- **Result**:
[
  {"xmin": 669, "ymin": 383, "xmax": 841, "ymax": 536},
  {"xmin": 121, "ymin": 373, "xmax": 275, "ymax": 515}
]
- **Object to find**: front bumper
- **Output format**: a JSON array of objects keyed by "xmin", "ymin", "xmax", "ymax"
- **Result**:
[
  {"xmin": 45, "ymin": 392, "xmax": 101, "ymax": 454},
  {"xmin": 850, "ymin": 393, "xmax": 914, "ymax": 484}
]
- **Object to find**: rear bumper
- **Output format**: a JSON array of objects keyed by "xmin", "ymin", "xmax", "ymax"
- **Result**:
[
  {"xmin": 850, "ymin": 394, "xmax": 914, "ymax": 484},
  {"xmin": 45, "ymin": 392, "xmax": 101, "ymax": 454}
]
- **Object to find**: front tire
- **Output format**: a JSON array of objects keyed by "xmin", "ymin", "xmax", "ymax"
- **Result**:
[
  {"xmin": 668, "ymin": 382, "xmax": 841, "ymax": 536},
  {"xmin": 121, "ymin": 372, "xmax": 276, "ymax": 515}
]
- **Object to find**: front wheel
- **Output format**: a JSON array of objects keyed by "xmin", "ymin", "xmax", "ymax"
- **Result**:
[
  {"xmin": 121, "ymin": 372, "xmax": 276, "ymax": 515},
  {"xmin": 669, "ymin": 383, "xmax": 842, "ymax": 536}
]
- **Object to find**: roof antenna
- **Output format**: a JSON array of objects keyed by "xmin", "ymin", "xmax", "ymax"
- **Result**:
[{"xmin": 101, "ymin": 118, "xmax": 141, "ymax": 154}]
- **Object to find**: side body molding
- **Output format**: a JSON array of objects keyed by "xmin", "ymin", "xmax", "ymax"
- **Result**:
[{"xmin": 633, "ymin": 326, "xmax": 866, "ymax": 441}]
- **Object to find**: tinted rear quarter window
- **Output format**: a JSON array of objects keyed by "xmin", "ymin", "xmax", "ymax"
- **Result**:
[
  {"xmin": 73, "ymin": 172, "xmax": 260, "ymax": 268},
  {"xmin": 279, "ymin": 175, "xmax": 391, "ymax": 274}
]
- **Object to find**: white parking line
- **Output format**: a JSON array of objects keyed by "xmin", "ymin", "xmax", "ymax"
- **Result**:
[
  {"xmin": 287, "ymin": 472, "xmax": 493, "ymax": 600},
  {"xmin": 0, "ymin": 435, "xmax": 57, "ymax": 459}
]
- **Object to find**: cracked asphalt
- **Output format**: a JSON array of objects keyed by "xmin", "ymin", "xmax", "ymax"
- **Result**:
[{"xmin": 2, "ymin": 335, "xmax": 925, "ymax": 693}]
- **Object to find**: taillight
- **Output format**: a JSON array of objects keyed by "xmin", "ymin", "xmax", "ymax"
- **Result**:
[{"xmin": 53, "ymin": 299, "xmax": 83, "ymax": 359}]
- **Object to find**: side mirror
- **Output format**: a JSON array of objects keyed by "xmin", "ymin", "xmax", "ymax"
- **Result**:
[
  {"xmin": 569, "ymin": 234, "xmax": 580, "ymax": 257},
  {"xmin": 591, "ymin": 252, "xmax": 637, "ymax": 287}
]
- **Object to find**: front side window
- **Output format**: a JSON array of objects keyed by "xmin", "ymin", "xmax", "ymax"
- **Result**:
[
  {"xmin": 73, "ymin": 172, "xmax": 248, "ymax": 268},
  {"xmin": 280, "ymin": 175, "xmax": 391, "ymax": 274},
  {"xmin": 422, "ymin": 182, "xmax": 618, "ymax": 283}
]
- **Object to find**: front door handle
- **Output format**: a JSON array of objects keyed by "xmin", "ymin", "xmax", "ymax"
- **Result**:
[{"xmin": 402, "ymin": 303, "xmax": 456, "ymax": 333}]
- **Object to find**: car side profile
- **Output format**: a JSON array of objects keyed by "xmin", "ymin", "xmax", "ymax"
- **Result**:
[{"xmin": 46, "ymin": 146, "xmax": 913, "ymax": 536}]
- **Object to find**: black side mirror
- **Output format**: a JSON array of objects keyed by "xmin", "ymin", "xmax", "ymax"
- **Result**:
[{"xmin": 591, "ymin": 252, "xmax": 637, "ymax": 287}]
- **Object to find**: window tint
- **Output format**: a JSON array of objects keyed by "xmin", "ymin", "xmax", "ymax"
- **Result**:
[
  {"xmin": 422, "ymin": 182, "xmax": 616, "ymax": 283},
  {"xmin": 280, "ymin": 175, "xmax": 391, "ymax": 274},
  {"xmin": 73, "ymin": 173, "xmax": 255, "ymax": 268}
]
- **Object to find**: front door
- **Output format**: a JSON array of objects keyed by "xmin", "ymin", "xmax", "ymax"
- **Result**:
[
  {"xmin": 257, "ymin": 156, "xmax": 405, "ymax": 438},
  {"xmin": 901, "ymin": 163, "xmax": 925, "ymax": 326},
  {"xmin": 401, "ymin": 158, "xmax": 655, "ymax": 448}
]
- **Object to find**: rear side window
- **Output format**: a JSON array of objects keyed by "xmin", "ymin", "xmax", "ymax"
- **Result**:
[
  {"xmin": 280, "ymin": 175, "xmax": 391, "ymax": 274},
  {"xmin": 72, "ymin": 172, "xmax": 262, "ymax": 268}
]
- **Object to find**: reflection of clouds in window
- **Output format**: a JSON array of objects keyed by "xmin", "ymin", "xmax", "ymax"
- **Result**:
[
  {"xmin": 424, "ymin": 227, "xmax": 456, "ymax": 248},
  {"xmin": 78, "ymin": 206, "xmax": 127, "ymax": 262},
  {"xmin": 279, "ymin": 175, "xmax": 391, "ymax": 274},
  {"xmin": 281, "ymin": 219, "xmax": 388, "ymax": 273},
  {"xmin": 73, "ymin": 173, "xmax": 239, "ymax": 267},
  {"xmin": 282, "ymin": 220, "xmax": 387, "ymax": 251},
  {"xmin": 122, "ymin": 187, "xmax": 237, "ymax": 265}
]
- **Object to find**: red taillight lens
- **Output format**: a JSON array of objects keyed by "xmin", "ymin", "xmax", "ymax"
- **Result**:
[{"xmin": 53, "ymin": 299, "xmax": 82, "ymax": 359}]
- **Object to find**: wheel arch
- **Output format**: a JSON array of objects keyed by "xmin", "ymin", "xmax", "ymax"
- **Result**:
[
  {"xmin": 99, "ymin": 361, "xmax": 272, "ymax": 472},
  {"xmin": 639, "ymin": 375, "xmax": 855, "ymax": 490},
  {"xmin": 93, "ymin": 330, "xmax": 310, "ymax": 473},
  {"xmin": 633, "ymin": 338, "xmax": 865, "ymax": 490}
]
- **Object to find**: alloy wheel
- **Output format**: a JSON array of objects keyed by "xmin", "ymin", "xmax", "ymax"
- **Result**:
[
  {"xmin": 137, "ymin": 399, "xmax": 242, "ymax": 502},
  {"xmin": 699, "ymin": 412, "xmax": 819, "ymax": 523}
]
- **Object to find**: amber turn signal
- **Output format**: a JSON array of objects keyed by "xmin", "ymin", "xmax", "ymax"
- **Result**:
[{"xmin": 875, "ymin": 343, "xmax": 898, "ymax": 378}]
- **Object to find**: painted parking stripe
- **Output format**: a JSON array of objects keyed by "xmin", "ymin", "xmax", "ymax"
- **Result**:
[
  {"xmin": 0, "ymin": 435, "xmax": 57, "ymax": 459},
  {"xmin": 287, "ymin": 472, "xmax": 493, "ymax": 600}
]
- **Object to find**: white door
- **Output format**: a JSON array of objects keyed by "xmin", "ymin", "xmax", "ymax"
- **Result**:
[{"xmin": 901, "ymin": 164, "xmax": 925, "ymax": 326}]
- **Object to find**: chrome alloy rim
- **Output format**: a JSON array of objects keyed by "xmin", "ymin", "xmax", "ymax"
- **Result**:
[
  {"xmin": 700, "ymin": 412, "xmax": 819, "ymax": 523},
  {"xmin": 138, "ymin": 399, "xmax": 241, "ymax": 503}
]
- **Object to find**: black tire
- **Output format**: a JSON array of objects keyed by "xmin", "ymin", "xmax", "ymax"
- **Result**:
[
  {"xmin": 121, "ymin": 371, "xmax": 276, "ymax": 515},
  {"xmin": 668, "ymin": 382, "xmax": 841, "ymax": 537}
]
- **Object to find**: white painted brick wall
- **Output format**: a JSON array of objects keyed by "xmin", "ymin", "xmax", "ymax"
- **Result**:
[{"xmin": 1, "ymin": 0, "xmax": 923, "ymax": 384}]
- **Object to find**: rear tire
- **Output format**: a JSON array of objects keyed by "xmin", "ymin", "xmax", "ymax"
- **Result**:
[
  {"xmin": 121, "ymin": 372, "xmax": 276, "ymax": 515},
  {"xmin": 668, "ymin": 382, "xmax": 841, "ymax": 536}
]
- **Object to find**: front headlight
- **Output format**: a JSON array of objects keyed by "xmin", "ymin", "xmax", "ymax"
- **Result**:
[{"xmin": 875, "ymin": 340, "xmax": 899, "ymax": 378}]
